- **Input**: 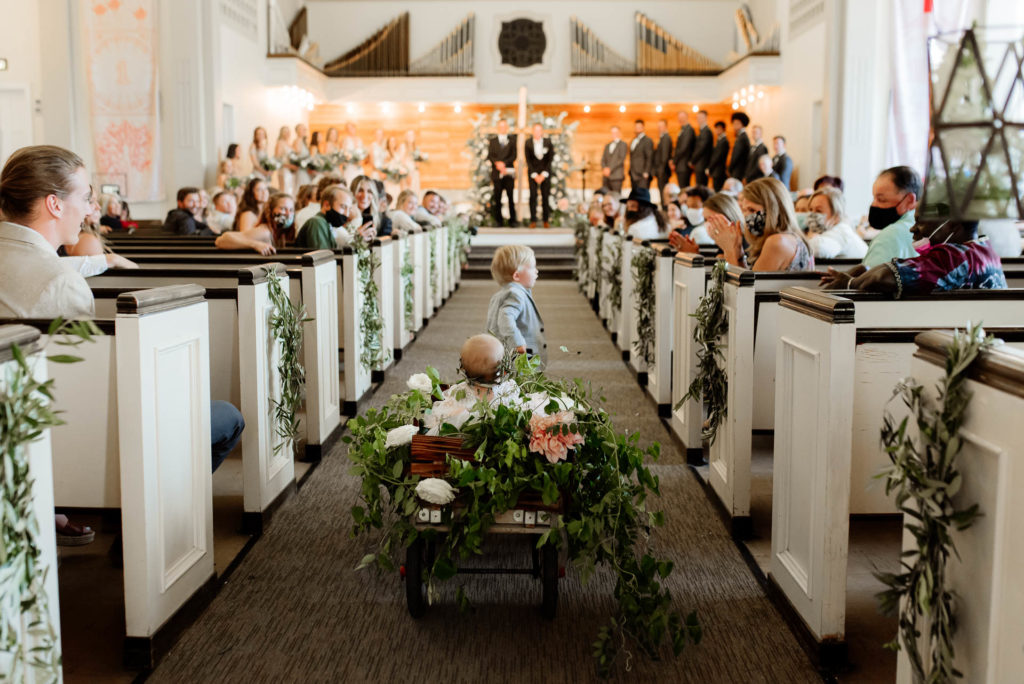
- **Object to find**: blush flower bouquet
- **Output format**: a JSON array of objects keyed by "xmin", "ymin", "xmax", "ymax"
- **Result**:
[{"xmin": 529, "ymin": 410, "xmax": 585, "ymax": 464}]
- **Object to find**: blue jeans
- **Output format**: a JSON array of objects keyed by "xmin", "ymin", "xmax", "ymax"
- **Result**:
[{"xmin": 211, "ymin": 400, "xmax": 245, "ymax": 472}]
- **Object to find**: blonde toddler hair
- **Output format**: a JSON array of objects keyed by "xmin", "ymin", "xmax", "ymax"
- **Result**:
[{"xmin": 490, "ymin": 244, "xmax": 536, "ymax": 285}]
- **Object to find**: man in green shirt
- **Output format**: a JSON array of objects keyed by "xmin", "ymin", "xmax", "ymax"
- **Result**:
[
  {"xmin": 821, "ymin": 165, "xmax": 921, "ymax": 288},
  {"xmin": 294, "ymin": 185, "xmax": 374, "ymax": 249}
]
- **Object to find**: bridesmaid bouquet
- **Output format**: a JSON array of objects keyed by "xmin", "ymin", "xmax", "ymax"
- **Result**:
[
  {"xmin": 260, "ymin": 157, "xmax": 281, "ymax": 172},
  {"xmin": 412, "ymin": 149, "xmax": 429, "ymax": 163}
]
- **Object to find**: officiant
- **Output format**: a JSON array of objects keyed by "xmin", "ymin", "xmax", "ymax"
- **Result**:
[
  {"xmin": 525, "ymin": 123, "xmax": 554, "ymax": 228},
  {"xmin": 488, "ymin": 118, "xmax": 518, "ymax": 227}
]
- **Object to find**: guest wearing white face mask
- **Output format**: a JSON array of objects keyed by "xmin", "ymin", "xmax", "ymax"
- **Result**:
[
  {"xmin": 674, "ymin": 186, "xmax": 714, "ymax": 245},
  {"xmin": 804, "ymin": 187, "xmax": 868, "ymax": 259}
]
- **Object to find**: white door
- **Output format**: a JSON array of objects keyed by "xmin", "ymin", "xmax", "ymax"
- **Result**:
[{"xmin": 0, "ymin": 87, "xmax": 32, "ymax": 167}]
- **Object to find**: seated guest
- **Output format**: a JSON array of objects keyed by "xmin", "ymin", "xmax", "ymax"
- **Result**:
[
  {"xmin": 207, "ymin": 191, "xmax": 237, "ymax": 234},
  {"xmin": 295, "ymin": 183, "xmax": 316, "ymax": 218},
  {"xmin": 793, "ymin": 194, "xmax": 812, "ymax": 212},
  {"xmin": 661, "ymin": 182, "xmax": 681, "ymax": 207},
  {"xmin": 414, "ymin": 190, "xmax": 443, "ymax": 227},
  {"xmin": 215, "ymin": 193, "xmax": 293, "ymax": 252},
  {"xmin": 838, "ymin": 219, "xmax": 1006, "ymax": 296},
  {"xmin": 670, "ymin": 192, "xmax": 741, "ymax": 254},
  {"xmin": 679, "ymin": 186, "xmax": 712, "ymax": 241},
  {"xmin": 436, "ymin": 193, "xmax": 451, "ymax": 219},
  {"xmin": 820, "ymin": 166, "xmax": 920, "ymax": 287},
  {"xmin": 708, "ymin": 177, "xmax": 814, "ymax": 271},
  {"xmin": 601, "ymin": 194, "xmax": 621, "ymax": 229},
  {"xmin": 813, "ymin": 175, "xmax": 845, "ymax": 192},
  {"xmin": 165, "ymin": 187, "xmax": 215, "ymax": 236},
  {"xmin": 353, "ymin": 176, "xmax": 391, "ymax": 237},
  {"xmin": 588, "ymin": 205, "xmax": 605, "ymax": 227},
  {"xmin": 118, "ymin": 198, "xmax": 138, "ymax": 231},
  {"xmin": 624, "ymin": 187, "xmax": 667, "ymax": 241},
  {"xmin": 98, "ymin": 193, "xmax": 127, "ymax": 232},
  {"xmin": 721, "ymin": 177, "xmax": 743, "ymax": 197},
  {"xmin": 665, "ymin": 201, "xmax": 685, "ymax": 231},
  {"xmin": 805, "ymin": 187, "xmax": 868, "ymax": 259},
  {"xmin": 388, "ymin": 189, "xmax": 421, "ymax": 236},
  {"xmin": 294, "ymin": 185, "xmax": 371, "ymax": 249},
  {"xmin": 233, "ymin": 177, "xmax": 269, "ymax": 233},
  {"xmin": 297, "ymin": 174, "xmax": 343, "ymax": 230},
  {"xmin": 63, "ymin": 192, "xmax": 139, "ymax": 274},
  {"xmin": 754, "ymin": 154, "xmax": 778, "ymax": 181}
]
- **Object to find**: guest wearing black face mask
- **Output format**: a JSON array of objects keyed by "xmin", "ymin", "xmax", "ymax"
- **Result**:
[
  {"xmin": 820, "ymin": 166, "xmax": 921, "ymax": 289},
  {"xmin": 294, "ymin": 185, "xmax": 367, "ymax": 249}
]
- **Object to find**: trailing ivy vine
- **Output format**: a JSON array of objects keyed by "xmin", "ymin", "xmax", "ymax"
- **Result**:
[
  {"xmin": 355, "ymin": 240, "xmax": 391, "ymax": 372},
  {"xmin": 631, "ymin": 246, "xmax": 656, "ymax": 366},
  {"xmin": 401, "ymin": 240, "xmax": 415, "ymax": 333},
  {"xmin": 265, "ymin": 267, "xmax": 309, "ymax": 455},
  {"xmin": 1, "ymin": 318, "xmax": 100, "ymax": 681},
  {"xmin": 875, "ymin": 323, "xmax": 994, "ymax": 683},
  {"xmin": 606, "ymin": 235, "xmax": 623, "ymax": 316},
  {"xmin": 677, "ymin": 260, "xmax": 728, "ymax": 444}
]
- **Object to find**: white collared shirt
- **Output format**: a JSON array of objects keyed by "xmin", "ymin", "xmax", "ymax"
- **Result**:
[
  {"xmin": 532, "ymin": 138, "xmax": 545, "ymax": 159},
  {"xmin": 498, "ymin": 135, "xmax": 508, "ymax": 146},
  {"xmin": 609, "ymin": 140, "xmax": 619, "ymax": 152},
  {"xmin": 0, "ymin": 221, "xmax": 95, "ymax": 319},
  {"xmin": 631, "ymin": 134, "xmax": 644, "ymax": 151}
]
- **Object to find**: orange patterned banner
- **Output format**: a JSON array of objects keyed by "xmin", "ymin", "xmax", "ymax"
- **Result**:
[{"xmin": 84, "ymin": 0, "xmax": 162, "ymax": 201}]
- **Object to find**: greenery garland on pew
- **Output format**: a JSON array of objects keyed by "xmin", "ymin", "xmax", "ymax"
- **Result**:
[
  {"xmin": 428, "ymin": 231, "xmax": 438, "ymax": 305},
  {"xmin": 1, "ymin": 318, "xmax": 100, "ymax": 681},
  {"xmin": 875, "ymin": 323, "xmax": 994, "ymax": 683},
  {"xmin": 606, "ymin": 235, "xmax": 623, "ymax": 316},
  {"xmin": 631, "ymin": 245, "xmax": 656, "ymax": 366},
  {"xmin": 346, "ymin": 354, "xmax": 701, "ymax": 676},
  {"xmin": 265, "ymin": 267, "xmax": 309, "ymax": 455},
  {"xmin": 678, "ymin": 260, "xmax": 729, "ymax": 444},
  {"xmin": 355, "ymin": 239, "xmax": 391, "ymax": 372},
  {"xmin": 446, "ymin": 215, "xmax": 472, "ymax": 268},
  {"xmin": 572, "ymin": 214, "xmax": 590, "ymax": 294},
  {"xmin": 402, "ymin": 240, "xmax": 415, "ymax": 334}
]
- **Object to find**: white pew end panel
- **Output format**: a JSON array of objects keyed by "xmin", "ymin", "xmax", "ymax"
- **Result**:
[
  {"xmin": 298, "ymin": 251, "xmax": 343, "ymax": 458},
  {"xmin": 670, "ymin": 252, "xmax": 708, "ymax": 464}
]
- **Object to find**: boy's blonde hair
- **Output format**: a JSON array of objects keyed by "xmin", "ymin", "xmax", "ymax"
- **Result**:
[{"xmin": 490, "ymin": 244, "xmax": 536, "ymax": 284}]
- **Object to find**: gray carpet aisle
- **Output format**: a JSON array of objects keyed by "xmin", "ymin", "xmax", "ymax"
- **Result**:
[{"xmin": 149, "ymin": 280, "xmax": 820, "ymax": 684}]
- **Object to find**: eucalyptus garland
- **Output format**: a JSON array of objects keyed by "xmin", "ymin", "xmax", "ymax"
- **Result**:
[
  {"xmin": 631, "ymin": 246, "xmax": 656, "ymax": 366},
  {"xmin": 1, "ymin": 318, "xmax": 99, "ymax": 681},
  {"xmin": 356, "ymin": 241, "xmax": 391, "ymax": 372},
  {"xmin": 445, "ymin": 215, "xmax": 472, "ymax": 268},
  {"xmin": 573, "ymin": 216, "xmax": 590, "ymax": 293},
  {"xmin": 401, "ymin": 240, "xmax": 415, "ymax": 333},
  {"xmin": 678, "ymin": 260, "xmax": 728, "ymax": 444},
  {"xmin": 875, "ymin": 323, "xmax": 994, "ymax": 682},
  {"xmin": 606, "ymin": 236, "xmax": 623, "ymax": 315},
  {"xmin": 428, "ymin": 231, "xmax": 438, "ymax": 304},
  {"xmin": 265, "ymin": 267, "xmax": 309, "ymax": 454},
  {"xmin": 347, "ymin": 355, "xmax": 701, "ymax": 676}
]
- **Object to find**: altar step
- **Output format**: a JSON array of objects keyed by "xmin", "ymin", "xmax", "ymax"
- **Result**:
[{"xmin": 464, "ymin": 245, "xmax": 576, "ymax": 280}]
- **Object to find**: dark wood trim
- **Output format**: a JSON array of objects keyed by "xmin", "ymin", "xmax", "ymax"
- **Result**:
[
  {"xmin": 685, "ymin": 447, "xmax": 705, "ymax": 466},
  {"xmin": 241, "ymin": 480, "xmax": 296, "ymax": 536},
  {"xmin": 724, "ymin": 265, "xmax": 755, "ymax": 287},
  {"xmin": 341, "ymin": 246, "xmax": 355, "ymax": 255},
  {"xmin": 830, "ymin": 287, "xmax": 1024, "ymax": 302},
  {"xmin": 302, "ymin": 417, "xmax": 346, "ymax": 463},
  {"xmin": 636, "ymin": 371, "xmax": 648, "ymax": 387},
  {"xmin": 674, "ymin": 252, "xmax": 705, "ymax": 268},
  {"xmin": 1, "ymin": 318, "xmax": 117, "ymax": 335},
  {"xmin": 857, "ymin": 329, "xmax": 934, "ymax": 344},
  {"xmin": 779, "ymin": 287, "xmax": 855, "ymax": 323},
  {"xmin": 93, "ymin": 286, "xmax": 237, "ymax": 301},
  {"xmin": 237, "ymin": 263, "xmax": 287, "ymax": 285},
  {"xmin": 300, "ymin": 249, "xmax": 335, "ymax": 266},
  {"xmin": 915, "ymin": 330, "xmax": 1024, "ymax": 399},
  {"xmin": 656, "ymin": 402, "xmax": 671, "ymax": 418},
  {"xmin": 123, "ymin": 572, "xmax": 218, "ymax": 670},
  {"xmin": 116, "ymin": 285, "xmax": 206, "ymax": 315},
  {"xmin": 0, "ymin": 324, "xmax": 42, "ymax": 362}
]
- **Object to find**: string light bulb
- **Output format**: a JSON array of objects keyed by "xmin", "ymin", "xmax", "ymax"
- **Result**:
[
  {"xmin": 757, "ymin": 91, "xmax": 764, "ymax": 100},
  {"xmin": 655, "ymin": 104, "xmax": 662, "ymax": 113},
  {"xmin": 692, "ymin": 104, "xmax": 699, "ymax": 113},
  {"xmin": 454, "ymin": 104, "xmax": 462, "ymax": 113},
  {"xmin": 583, "ymin": 105, "xmax": 591, "ymax": 113},
  {"xmin": 732, "ymin": 102, "xmax": 739, "ymax": 110},
  {"xmin": 418, "ymin": 103, "xmax": 426, "ymax": 113},
  {"xmin": 740, "ymin": 98, "xmax": 747, "ymax": 106},
  {"xmin": 618, "ymin": 105, "xmax": 626, "ymax": 113},
  {"xmin": 345, "ymin": 103, "xmax": 354, "ymax": 114}
]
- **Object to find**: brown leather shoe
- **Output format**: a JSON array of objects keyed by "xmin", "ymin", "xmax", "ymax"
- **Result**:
[
  {"xmin": 529, "ymin": 222, "xmax": 537, "ymax": 228},
  {"xmin": 543, "ymin": 221, "xmax": 550, "ymax": 228}
]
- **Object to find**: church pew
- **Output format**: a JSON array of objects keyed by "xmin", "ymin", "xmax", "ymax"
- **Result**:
[
  {"xmin": 0, "ymin": 325, "xmax": 63, "ymax": 674},
  {"xmin": 895, "ymin": 332, "xmax": 1024, "ymax": 683},
  {"xmin": 670, "ymin": 252, "xmax": 709, "ymax": 462},
  {"xmin": 90, "ymin": 255, "xmax": 342, "ymax": 457},
  {"xmin": 392, "ymin": 231, "xmax": 416, "ymax": 357},
  {"xmin": 597, "ymin": 228, "xmax": 614, "ymax": 326},
  {"xmin": 584, "ymin": 224, "xmax": 600, "ymax": 302},
  {"xmin": 411, "ymin": 225, "xmax": 429, "ymax": 329},
  {"xmin": 615, "ymin": 233, "xmax": 637, "ymax": 360},
  {"xmin": 12, "ymin": 286, "xmax": 217, "ymax": 668},
  {"xmin": 625, "ymin": 240, "xmax": 676, "ymax": 412},
  {"xmin": 769, "ymin": 288, "xmax": 1024, "ymax": 658}
]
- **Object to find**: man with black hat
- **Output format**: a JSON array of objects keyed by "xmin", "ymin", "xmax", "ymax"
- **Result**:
[{"xmin": 624, "ymin": 187, "xmax": 666, "ymax": 240}]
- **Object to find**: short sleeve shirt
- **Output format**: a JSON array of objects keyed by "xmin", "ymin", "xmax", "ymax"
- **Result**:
[{"xmin": 861, "ymin": 210, "xmax": 918, "ymax": 269}]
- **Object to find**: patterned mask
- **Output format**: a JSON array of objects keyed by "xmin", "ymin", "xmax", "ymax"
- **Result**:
[{"xmin": 744, "ymin": 210, "xmax": 766, "ymax": 237}]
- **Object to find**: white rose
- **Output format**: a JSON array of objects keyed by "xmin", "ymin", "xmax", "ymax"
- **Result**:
[
  {"xmin": 423, "ymin": 398, "xmax": 473, "ymax": 435},
  {"xmin": 384, "ymin": 424, "xmax": 418, "ymax": 449},
  {"xmin": 416, "ymin": 478, "xmax": 457, "ymax": 505},
  {"xmin": 407, "ymin": 373, "xmax": 432, "ymax": 393}
]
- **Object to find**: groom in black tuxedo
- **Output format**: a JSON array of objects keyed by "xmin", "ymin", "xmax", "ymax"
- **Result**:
[
  {"xmin": 488, "ymin": 118, "xmax": 518, "ymax": 226},
  {"xmin": 524, "ymin": 123, "xmax": 554, "ymax": 227}
]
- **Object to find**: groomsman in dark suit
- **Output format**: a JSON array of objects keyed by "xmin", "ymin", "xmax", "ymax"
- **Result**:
[
  {"xmin": 628, "ymin": 119, "xmax": 653, "ymax": 189},
  {"xmin": 600, "ymin": 125, "xmax": 627, "ymax": 194},
  {"xmin": 772, "ymin": 135, "xmax": 794, "ymax": 188},
  {"xmin": 690, "ymin": 110, "xmax": 713, "ymax": 187},
  {"xmin": 744, "ymin": 125, "xmax": 769, "ymax": 184},
  {"xmin": 708, "ymin": 120, "xmax": 731, "ymax": 191},
  {"xmin": 671, "ymin": 110, "xmax": 696, "ymax": 188},
  {"xmin": 488, "ymin": 118, "xmax": 517, "ymax": 226},
  {"xmin": 524, "ymin": 122, "xmax": 554, "ymax": 227},
  {"xmin": 727, "ymin": 112, "xmax": 751, "ymax": 183},
  {"xmin": 652, "ymin": 120, "xmax": 673, "ymax": 208}
]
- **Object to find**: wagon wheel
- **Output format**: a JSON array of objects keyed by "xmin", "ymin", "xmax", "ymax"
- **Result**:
[
  {"xmin": 405, "ymin": 538, "xmax": 427, "ymax": 618},
  {"xmin": 540, "ymin": 543, "xmax": 559, "ymax": 620}
]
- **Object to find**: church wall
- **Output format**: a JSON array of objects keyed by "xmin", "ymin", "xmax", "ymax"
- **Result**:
[{"xmin": 0, "ymin": 0, "xmax": 45, "ymax": 152}]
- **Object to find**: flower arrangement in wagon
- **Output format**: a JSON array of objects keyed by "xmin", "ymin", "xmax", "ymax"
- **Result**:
[{"xmin": 347, "ymin": 352, "xmax": 701, "ymax": 675}]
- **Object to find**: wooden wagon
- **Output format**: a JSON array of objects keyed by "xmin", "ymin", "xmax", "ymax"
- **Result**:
[{"xmin": 401, "ymin": 434, "xmax": 564, "ymax": 619}]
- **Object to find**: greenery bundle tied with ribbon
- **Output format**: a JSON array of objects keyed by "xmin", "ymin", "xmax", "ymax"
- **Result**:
[
  {"xmin": 606, "ymin": 236, "xmax": 623, "ymax": 316},
  {"xmin": 265, "ymin": 267, "xmax": 309, "ymax": 454},
  {"xmin": 355, "ymin": 240, "xmax": 391, "ymax": 372},
  {"xmin": 632, "ymin": 245, "xmax": 656, "ymax": 366},
  {"xmin": 346, "ymin": 354, "xmax": 700, "ymax": 676},
  {"xmin": 401, "ymin": 240, "xmax": 415, "ymax": 333},
  {"xmin": 677, "ymin": 260, "xmax": 729, "ymax": 444},
  {"xmin": 875, "ymin": 322, "xmax": 994, "ymax": 683},
  {"xmin": 1, "ymin": 318, "xmax": 100, "ymax": 681}
]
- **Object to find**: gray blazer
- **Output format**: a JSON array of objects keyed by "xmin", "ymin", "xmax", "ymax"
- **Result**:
[
  {"xmin": 486, "ymin": 282, "xmax": 547, "ymax": 366},
  {"xmin": 600, "ymin": 140, "xmax": 627, "ymax": 182}
]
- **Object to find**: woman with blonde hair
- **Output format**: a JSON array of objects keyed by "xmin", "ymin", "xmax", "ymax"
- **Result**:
[
  {"xmin": 215, "ymin": 193, "xmax": 293, "ymax": 253},
  {"xmin": 387, "ymin": 189, "xmax": 421, "ymax": 236},
  {"xmin": 806, "ymin": 186, "xmax": 868, "ymax": 259},
  {"xmin": 249, "ymin": 126, "xmax": 270, "ymax": 179},
  {"xmin": 669, "ymin": 192, "xmax": 745, "ymax": 255},
  {"xmin": 275, "ymin": 125, "xmax": 297, "ymax": 194},
  {"xmin": 709, "ymin": 177, "xmax": 814, "ymax": 271}
]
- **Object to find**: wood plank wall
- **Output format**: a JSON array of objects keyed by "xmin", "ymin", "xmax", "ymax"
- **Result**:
[{"xmin": 309, "ymin": 102, "xmax": 743, "ymax": 191}]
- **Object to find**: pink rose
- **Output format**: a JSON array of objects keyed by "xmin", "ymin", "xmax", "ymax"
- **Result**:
[{"xmin": 529, "ymin": 413, "xmax": 585, "ymax": 464}]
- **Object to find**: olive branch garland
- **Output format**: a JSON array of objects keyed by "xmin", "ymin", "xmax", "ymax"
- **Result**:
[
  {"xmin": 428, "ymin": 231, "xmax": 438, "ymax": 306},
  {"xmin": 401, "ymin": 240, "xmax": 415, "ymax": 333},
  {"xmin": 606, "ymin": 235, "xmax": 623, "ymax": 315},
  {"xmin": 355, "ymin": 240, "xmax": 391, "ymax": 372},
  {"xmin": 875, "ymin": 323, "xmax": 994, "ymax": 683},
  {"xmin": 631, "ymin": 245, "xmax": 656, "ymax": 366},
  {"xmin": 677, "ymin": 260, "xmax": 729, "ymax": 444},
  {"xmin": 264, "ymin": 268, "xmax": 309, "ymax": 455},
  {"xmin": 1, "ymin": 318, "xmax": 101, "ymax": 682},
  {"xmin": 573, "ymin": 215, "xmax": 590, "ymax": 293}
]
